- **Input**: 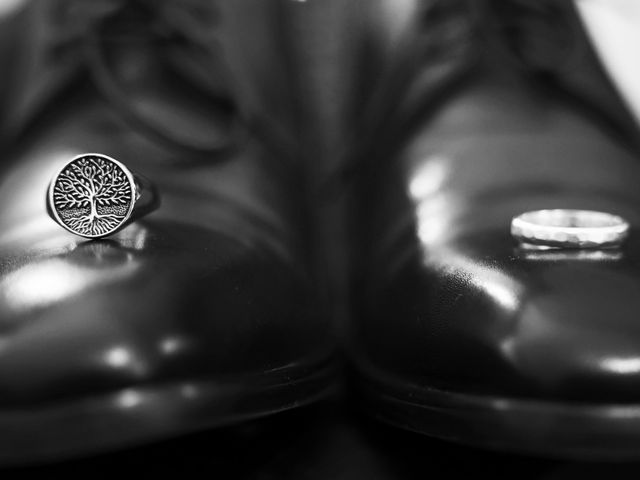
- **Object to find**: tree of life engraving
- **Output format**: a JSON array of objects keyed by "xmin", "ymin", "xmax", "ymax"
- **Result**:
[{"xmin": 53, "ymin": 156, "xmax": 133, "ymax": 237}]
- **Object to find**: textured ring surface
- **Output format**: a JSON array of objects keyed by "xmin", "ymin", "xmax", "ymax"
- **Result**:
[
  {"xmin": 48, "ymin": 153, "xmax": 157, "ymax": 239},
  {"xmin": 511, "ymin": 209, "xmax": 630, "ymax": 249}
]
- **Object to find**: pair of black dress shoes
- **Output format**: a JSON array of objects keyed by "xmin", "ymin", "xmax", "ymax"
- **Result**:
[{"xmin": 2, "ymin": 0, "xmax": 640, "ymax": 465}]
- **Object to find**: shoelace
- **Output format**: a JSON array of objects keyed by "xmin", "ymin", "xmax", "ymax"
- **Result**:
[
  {"xmin": 15, "ymin": 0, "xmax": 242, "ymax": 161},
  {"xmin": 90, "ymin": 0, "xmax": 242, "ymax": 159}
]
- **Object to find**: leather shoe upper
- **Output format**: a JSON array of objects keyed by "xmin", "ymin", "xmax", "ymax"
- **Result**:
[
  {"xmin": 0, "ymin": 0, "xmax": 332, "ymax": 407},
  {"xmin": 350, "ymin": 4, "xmax": 640, "ymax": 403}
]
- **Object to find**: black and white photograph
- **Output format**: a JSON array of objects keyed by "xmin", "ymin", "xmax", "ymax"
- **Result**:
[{"xmin": 0, "ymin": 0, "xmax": 639, "ymax": 478}]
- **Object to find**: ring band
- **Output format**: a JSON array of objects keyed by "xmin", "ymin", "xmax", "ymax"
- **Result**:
[
  {"xmin": 47, "ymin": 153, "xmax": 160, "ymax": 239},
  {"xmin": 511, "ymin": 209, "xmax": 630, "ymax": 249}
]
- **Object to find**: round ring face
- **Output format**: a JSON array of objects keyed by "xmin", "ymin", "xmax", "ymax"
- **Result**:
[{"xmin": 49, "ymin": 154, "xmax": 136, "ymax": 238}]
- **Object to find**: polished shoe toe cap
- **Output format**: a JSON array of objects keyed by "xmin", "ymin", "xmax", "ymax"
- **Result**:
[
  {"xmin": 0, "ymin": 220, "xmax": 330, "ymax": 406},
  {"xmin": 355, "ymin": 230, "xmax": 640, "ymax": 402}
]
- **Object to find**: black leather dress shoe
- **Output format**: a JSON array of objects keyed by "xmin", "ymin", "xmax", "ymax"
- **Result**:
[
  {"xmin": 349, "ymin": 0, "xmax": 640, "ymax": 459},
  {"xmin": 0, "ymin": 0, "xmax": 334, "ymax": 465}
]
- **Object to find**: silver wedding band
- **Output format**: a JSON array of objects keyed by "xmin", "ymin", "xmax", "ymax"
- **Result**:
[{"xmin": 511, "ymin": 209, "xmax": 630, "ymax": 249}]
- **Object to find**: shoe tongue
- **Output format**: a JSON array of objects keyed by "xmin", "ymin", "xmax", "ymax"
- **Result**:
[{"xmin": 154, "ymin": 1, "xmax": 230, "ymax": 97}]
